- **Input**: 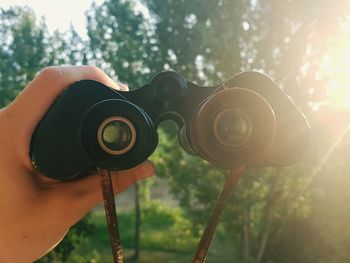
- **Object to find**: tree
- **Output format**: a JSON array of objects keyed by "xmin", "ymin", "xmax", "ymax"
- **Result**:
[
  {"xmin": 86, "ymin": 0, "xmax": 163, "ymax": 87},
  {"xmin": 0, "ymin": 7, "xmax": 46, "ymax": 106},
  {"xmin": 0, "ymin": 7, "xmax": 88, "ymax": 107}
]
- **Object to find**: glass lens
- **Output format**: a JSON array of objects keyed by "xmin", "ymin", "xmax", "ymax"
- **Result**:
[
  {"xmin": 102, "ymin": 120, "xmax": 133, "ymax": 152},
  {"xmin": 214, "ymin": 109, "xmax": 251, "ymax": 148}
]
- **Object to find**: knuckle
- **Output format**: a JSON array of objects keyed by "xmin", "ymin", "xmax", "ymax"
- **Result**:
[
  {"xmin": 85, "ymin": 65, "xmax": 103, "ymax": 75},
  {"xmin": 38, "ymin": 66, "xmax": 60, "ymax": 79},
  {"xmin": 37, "ymin": 66, "xmax": 74, "ymax": 86},
  {"xmin": 37, "ymin": 66, "xmax": 69, "ymax": 85}
]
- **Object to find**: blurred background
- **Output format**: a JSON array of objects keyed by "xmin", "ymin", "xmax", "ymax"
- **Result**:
[{"xmin": 1, "ymin": 0, "xmax": 350, "ymax": 262}]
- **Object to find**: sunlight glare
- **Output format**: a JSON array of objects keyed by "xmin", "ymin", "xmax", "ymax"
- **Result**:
[{"xmin": 319, "ymin": 17, "xmax": 350, "ymax": 110}]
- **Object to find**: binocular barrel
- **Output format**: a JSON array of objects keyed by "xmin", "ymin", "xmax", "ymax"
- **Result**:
[{"xmin": 30, "ymin": 71, "xmax": 310, "ymax": 180}]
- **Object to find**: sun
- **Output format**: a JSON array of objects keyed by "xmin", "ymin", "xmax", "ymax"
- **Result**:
[{"xmin": 318, "ymin": 17, "xmax": 350, "ymax": 110}]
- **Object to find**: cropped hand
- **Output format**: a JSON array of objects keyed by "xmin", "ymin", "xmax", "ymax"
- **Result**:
[{"xmin": 0, "ymin": 66, "xmax": 155, "ymax": 262}]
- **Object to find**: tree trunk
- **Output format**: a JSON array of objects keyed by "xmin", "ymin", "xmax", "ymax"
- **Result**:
[
  {"xmin": 243, "ymin": 208, "xmax": 251, "ymax": 261},
  {"xmin": 134, "ymin": 182, "xmax": 141, "ymax": 259},
  {"xmin": 255, "ymin": 221, "xmax": 271, "ymax": 263},
  {"xmin": 255, "ymin": 168, "xmax": 282, "ymax": 263}
]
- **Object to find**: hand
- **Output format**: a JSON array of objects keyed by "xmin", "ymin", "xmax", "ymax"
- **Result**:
[{"xmin": 0, "ymin": 66, "xmax": 155, "ymax": 262}]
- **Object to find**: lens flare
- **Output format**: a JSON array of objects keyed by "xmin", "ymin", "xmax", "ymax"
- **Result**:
[{"xmin": 317, "ymin": 18, "xmax": 350, "ymax": 110}]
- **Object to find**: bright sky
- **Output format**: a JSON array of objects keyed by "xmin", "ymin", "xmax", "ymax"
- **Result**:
[{"xmin": 0, "ymin": 0, "xmax": 104, "ymax": 39}]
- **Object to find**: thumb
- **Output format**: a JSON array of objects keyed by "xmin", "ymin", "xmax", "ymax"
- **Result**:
[{"xmin": 56, "ymin": 160, "xmax": 155, "ymax": 223}]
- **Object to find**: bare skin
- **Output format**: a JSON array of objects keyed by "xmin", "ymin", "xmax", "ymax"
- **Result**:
[{"xmin": 0, "ymin": 66, "xmax": 155, "ymax": 262}]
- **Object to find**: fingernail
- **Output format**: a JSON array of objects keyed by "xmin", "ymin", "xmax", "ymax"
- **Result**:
[
  {"xmin": 117, "ymin": 82, "xmax": 129, "ymax": 91},
  {"xmin": 108, "ymin": 82, "xmax": 120, "ymax": 90}
]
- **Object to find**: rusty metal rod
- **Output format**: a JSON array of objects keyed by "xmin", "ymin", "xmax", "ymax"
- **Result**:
[
  {"xmin": 192, "ymin": 165, "xmax": 246, "ymax": 263},
  {"xmin": 98, "ymin": 168, "xmax": 124, "ymax": 263}
]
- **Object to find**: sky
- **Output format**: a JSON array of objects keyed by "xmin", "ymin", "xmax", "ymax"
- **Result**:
[{"xmin": 0, "ymin": 0, "xmax": 104, "ymax": 39}]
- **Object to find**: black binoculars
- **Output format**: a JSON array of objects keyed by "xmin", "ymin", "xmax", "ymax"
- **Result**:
[{"xmin": 30, "ymin": 71, "xmax": 310, "ymax": 180}]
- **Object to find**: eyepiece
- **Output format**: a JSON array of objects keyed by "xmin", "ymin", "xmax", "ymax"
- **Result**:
[
  {"xmin": 190, "ymin": 87, "xmax": 276, "ymax": 168},
  {"xmin": 97, "ymin": 116, "xmax": 136, "ymax": 155},
  {"xmin": 81, "ymin": 99, "xmax": 157, "ymax": 170}
]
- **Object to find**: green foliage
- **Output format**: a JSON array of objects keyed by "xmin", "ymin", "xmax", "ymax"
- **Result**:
[
  {"xmin": 0, "ymin": 6, "xmax": 87, "ymax": 106},
  {"xmin": 150, "ymin": 123, "xmax": 226, "ymax": 235},
  {"xmin": 0, "ymin": 6, "xmax": 46, "ymax": 106},
  {"xmin": 141, "ymin": 201, "xmax": 199, "ymax": 252},
  {"xmin": 37, "ymin": 214, "xmax": 95, "ymax": 262},
  {"xmin": 86, "ymin": 0, "xmax": 162, "ymax": 87},
  {"xmin": 88, "ymin": 201, "xmax": 198, "ymax": 253}
]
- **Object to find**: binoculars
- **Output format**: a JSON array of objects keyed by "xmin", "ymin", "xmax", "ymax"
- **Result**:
[{"xmin": 30, "ymin": 71, "xmax": 310, "ymax": 180}]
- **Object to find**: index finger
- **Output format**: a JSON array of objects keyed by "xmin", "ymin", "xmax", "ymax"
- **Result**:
[{"xmin": 7, "ymin": 65, "xmax": 120, "ymax": 140}]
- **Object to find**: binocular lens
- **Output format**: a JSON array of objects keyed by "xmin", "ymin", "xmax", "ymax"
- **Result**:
[
  {"xmin": 81, "ymin": 99, "xmax": 157, "ymax": 171},
  {"xmin": 98, "ymin": 116, "xmax": 136, "ymax": 155},
  {"xmin": 190, "ymin": 88, "xmax": 276, "ymax": 167},
  {"xmin": 213, "ymin": 109, "xmax": 251, "ymax": 149}
]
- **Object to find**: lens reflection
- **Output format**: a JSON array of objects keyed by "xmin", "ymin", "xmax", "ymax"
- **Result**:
[
  {"xmin": 214, "ymin": 109, "xmax": 251, "ymax": 148},
  {"xmin": 98, "ymin": 117, "xmax": 136, "ymax": 155}
]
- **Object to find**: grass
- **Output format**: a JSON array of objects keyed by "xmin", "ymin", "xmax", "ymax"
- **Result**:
[
  {"xmin": 71, "ymin": 210, "xmax": 237, "ymax": 263},
  {"xmin": 68, "ymin": 203, "xmax": 200, "ymax": 262},
  {"xmin": 45, "ymin": 200, "xmax": 238, "ymax": 262},
  {"xmin": 85, "ymin": 249, "xmax": 193, "ymax": 263},
  {"xmin": 87, "ymin": 203, "xmax": 199, "ymax": 253}
]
